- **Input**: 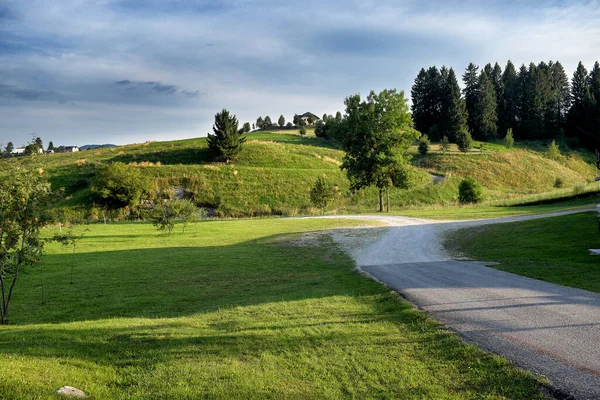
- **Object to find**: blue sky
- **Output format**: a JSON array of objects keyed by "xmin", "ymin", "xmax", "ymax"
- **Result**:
[{"xmin": 1, "ymin": 0, "xmax": 599, "ymax": 146}]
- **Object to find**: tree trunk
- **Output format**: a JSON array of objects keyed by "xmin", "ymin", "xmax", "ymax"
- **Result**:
[
  {"xmin": 378, "ymin": 189, "xmax": 383, "ymax": 212},
  {"xmin": 386, "ymin": 187, "xmax": 390, "ymax": 213}
]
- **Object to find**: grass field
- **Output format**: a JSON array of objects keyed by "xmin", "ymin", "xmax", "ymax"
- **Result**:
[
  {"xmin": 0, "ymin": 219, "xmax": 545, "ymax": 399},
  {"xmin": 0, "ymin": 130, "xmax": 597, "ymax": 218},
  {"xmin": 444, "ymin": 212, "xmax": 600, "ymax": 293}
]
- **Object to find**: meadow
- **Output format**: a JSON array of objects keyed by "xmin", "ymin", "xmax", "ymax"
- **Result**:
[
  {"xmin": 0, "ymin": 130, "xmax": 597, "ymax": 219},
  {"xmin": 444, "ymin": 212, "xmax": 600, "ymax": 293},
  {"xmin": 0, "ymin": 218, "xmax": 545, "ymax": 399}
]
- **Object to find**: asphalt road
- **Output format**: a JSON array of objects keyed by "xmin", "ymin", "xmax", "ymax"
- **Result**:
[{"xmin": 327, "ymin": 208, "xmax": 600, "ymax": 399}]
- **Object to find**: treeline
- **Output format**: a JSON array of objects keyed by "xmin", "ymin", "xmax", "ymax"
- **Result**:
[{"xmin": 411, "ymin": 60, "xmax": 600, "ymax": 149}]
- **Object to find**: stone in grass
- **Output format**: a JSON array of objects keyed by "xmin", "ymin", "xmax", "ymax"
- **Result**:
[{"xmin": 57, "ymin": 386, "xmax": 86, "ymax": 398}]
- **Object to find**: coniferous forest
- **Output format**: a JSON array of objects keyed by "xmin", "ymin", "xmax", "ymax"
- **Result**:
[{"xmin": 411, "ymin": 60, "xmax": 600, "ymax": 150}]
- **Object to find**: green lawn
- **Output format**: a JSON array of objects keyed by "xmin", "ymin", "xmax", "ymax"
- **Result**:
[
  {"xmin": 397, "ymin": 199, "xmax": 597, "ymax": 220},
  {"xmin": 444, "ymin": 212, "xmax": 600, "ymax": 293},
  {"xmin": 0, "ymin": 219, "xmax": 544, "ymax": 399}
]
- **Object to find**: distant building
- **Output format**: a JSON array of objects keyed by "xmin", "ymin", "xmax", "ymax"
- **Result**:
[
  {"xmin": 299, "ymin": 112, "xmax": 320, "ymax": 125},
  {"xmin": 10, "ymin": 148, "xmax": 26, "ymax": 156},
  {"xmin": 63, "ymin": 146, "xmax": 79, "ymax": 152}
]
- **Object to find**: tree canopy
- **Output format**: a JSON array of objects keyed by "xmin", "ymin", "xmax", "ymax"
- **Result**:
[{"xmin": 339, "ymin": 89, "xmax": 419, "ymax": 212}]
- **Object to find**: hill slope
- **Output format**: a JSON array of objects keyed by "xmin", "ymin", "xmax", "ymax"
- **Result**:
[{"xmin": 0, "ymin": 132, "xmax": 597, "ymax": 218}]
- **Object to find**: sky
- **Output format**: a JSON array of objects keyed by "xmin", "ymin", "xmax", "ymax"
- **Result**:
[{"xmin": 1, "ymin": 0, "xmax": 599, "ymax": 147}]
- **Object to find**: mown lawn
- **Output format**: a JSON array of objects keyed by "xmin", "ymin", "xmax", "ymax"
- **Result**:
[
  {"xmin": 444, "ymin": 212, "xmax": 600, "ymax": 293},
  {"xmin": 0, "ymin": 219, "xmax": 545, "ymax": 399}
]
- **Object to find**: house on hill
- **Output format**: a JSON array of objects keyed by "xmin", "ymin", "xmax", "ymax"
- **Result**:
[
  {"xmin": 299, "ymin": 112, "xmax": 320, "ymax": 125},
  {"xmin": 63, "ymin": 146, "xmax": 79, "ymax": 153},
  {"xmin": 10, "ymin": 148, "xmax": 26, "ymax": 156}
]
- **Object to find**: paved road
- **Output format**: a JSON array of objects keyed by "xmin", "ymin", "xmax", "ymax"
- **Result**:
[{"xmin": 328, "ymin": 208, "xmax": 600, "ymax": 399}]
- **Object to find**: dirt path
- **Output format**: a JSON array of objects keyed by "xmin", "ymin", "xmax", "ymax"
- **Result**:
[{"xmin": 324, "ymin": 207, "xmax": 600, "ymax": 400}]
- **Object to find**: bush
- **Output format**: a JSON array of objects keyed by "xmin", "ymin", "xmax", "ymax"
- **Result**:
[
  {"xmin": 547, "ymin": 140, "xmax": 561, "ymax": 160},
  {"xmin": 299, "ymin": 126, "xmax": 307, "ymax": 136},
  {"xmin": 418, "ymin": 134, "xmax": 430, "ymax": 155},
  {"xmin": 553, "ymin": 177, "xmax": 564, "ymax": 189},
  {"xmin": 458, "ymin": 177, "xmax": 483, "ymax": 204},
  {"xmin": 456, "ymin": 128, "xmax": 472, "ymax": 153},
  {"xmin": 504, "ymin": 128, "xmax": 514, "ymax": 149},
  {"xmin": 150, "ymin": 198, "xmax": 197, "ymax": 234},
  {"xmin": 92, "ymin": 162, "xmax": 151, "ymax": 210},
  {"xmin": 440, "ymin": 136, "xmax": 450, "ymax": 155},
  {"xmin": 310, "ymin": 177, "xmax": 334, "ymax": 209},
  {"xmin": 286, "ymin": 122, "xmax": 293, "ymax": 128}
]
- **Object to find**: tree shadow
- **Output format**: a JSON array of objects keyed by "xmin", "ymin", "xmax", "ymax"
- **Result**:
[{"xmin": 108, "ymin": 147, "xmax": 211, "ymax": 165}]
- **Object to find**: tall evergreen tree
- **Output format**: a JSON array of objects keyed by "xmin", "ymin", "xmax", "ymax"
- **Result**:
[
  {"xmin": 501, "ymin": 60, "xmax": 519, "ymax": 134},
  {"xmin": 47, "ymin": 141, "xmax": 55, "ymax": 151},
  {"xmin": 411, "ymin": 68, "xmax": 429, "ymax": 135},
  {"xmin": 442, "ymin": 68, "xmax": 469, "ymax": 142},
  {"xmin": 567, "ymin": 61, "xmax": 596, "ymax": 147},
  {"xmin": 588, "ymin": 61, "xmax": 600, "ymax": 104},
  {"xmin": 518, "ymin": 63, "xmax": 544, "ymax": 139},
  {"xmin": 5, "ymin": 142, "xmax": 13, "ymax": 153},
  {"xmin": 462, "ymin": 63, "xmax": 480, "ymax": 135},
  {"xmin": 473, "ymin": 71, "xmax": 498, "ymax": 140},
  {"xmin": 206, "ymin": 109, "xmax": 246, "ymax": 163}
]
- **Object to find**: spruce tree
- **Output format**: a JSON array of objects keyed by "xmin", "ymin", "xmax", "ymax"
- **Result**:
[
  {"xmin": 443, "ymin": 68, "xmax": 469, "ymax": 142},
  {"xmin": 567, "ymin": 62, "xmax": 594, "ymax": 147},
  {"xmin": 206, "ymin": 109, "xmax": 246, "ymax": 163},
  {"xmin": 474, "ymin": 71, "xmax": 498, "ymax": 140},
  {"xmin": 588, "ymin": 61, "xmax": 600, "ymax": 104},
  {"xmin": 462, "ymin": 63, "xmax": 480, "ymax": 135},
  {"xmin": 47, "ymin": 141, "xmax": 55, "ymax": 151},
  {"xmin": 501, "ymin": 60, "xmax": 519, "ymax": 134},
  {"xmin": 411, "ymin": 68, "xmax": 428, "ymax": 134}
]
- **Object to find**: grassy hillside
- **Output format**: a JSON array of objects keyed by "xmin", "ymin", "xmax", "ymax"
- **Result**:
[
  {"xmin": 0, "ymin": 219, "xmax": 545, "ymax": 398},
  {"xmin": 0, "ymin": 131, "xmax": 597, "ymax": 218}
]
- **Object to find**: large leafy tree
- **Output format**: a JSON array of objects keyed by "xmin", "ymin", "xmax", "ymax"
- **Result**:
[
  {"xmin": 0, "ymin": 168, "xmax": 59, "ymax": 324},
  {"xmin": 339, "ymin": 89, "xmax": 419, "ymax": 212},
  {"xmin": 206, "ymin": 109, "xmax": 246, "ymax": 163},
  {"xmin": 278, "ymin": 115, "xmax": 285, "ymax": 127}
]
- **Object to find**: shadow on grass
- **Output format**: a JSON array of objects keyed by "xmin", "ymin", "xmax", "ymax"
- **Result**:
[{"xmin": 109, "ymin": 147, "xmax": 211, "ymax": 165}]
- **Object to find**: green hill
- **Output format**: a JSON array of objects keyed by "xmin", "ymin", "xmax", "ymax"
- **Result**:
[{"xmin": 0, "ymin": 131, "xmax": 597, "ymax": 219}]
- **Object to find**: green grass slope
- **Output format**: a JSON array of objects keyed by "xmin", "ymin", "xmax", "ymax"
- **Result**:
[
  {"xmin": 0, "ymin": 132, "xmax": 597, "ymax": 217},
  {"xmin": 0, "ymin": 219, "xmax": 545, "ymax": 399},
  {"xmin": 444, "ymin": 212, "xmax": 600, "ymax": 292}
]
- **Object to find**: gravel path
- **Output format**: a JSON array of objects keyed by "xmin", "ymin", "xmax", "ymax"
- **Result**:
[{"xmin": 326, "ymin": 207, "xmax": 600, "ymax": 400}]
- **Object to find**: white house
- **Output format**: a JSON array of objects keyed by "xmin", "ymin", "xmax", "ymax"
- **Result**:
[
  {"xmin": 64, "ymin": 146, "xmax": 79, "ymax": 152},
  {"xmin": 299, "ymin": 112, "xmax": 320, "ymax": 125},
  {"xmin": 10, "ymin": 148, "xmax": 26, "ymax": 156}
]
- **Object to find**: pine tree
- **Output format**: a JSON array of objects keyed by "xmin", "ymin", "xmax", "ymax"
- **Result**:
[
  {"xmin": 206, "ymin": 109, "xmax": 246, "ymax": 163},
  {"xmin": 473, "ymin": 70, "xmax": 498, "ymax": 140},
  {"xmin": 590, "ymin": 61, "xmax": 600, "ymax": 103},
  {"xmin": 442, "ymin": 68, "xmax": 469, "ymax": 142},
  {"xmin": 5, "ymin": 142, "xmax": 14, "ymax": 153},
  {"xmin": 456, "ymin": 128, "xmax": 472, "ymax": 153},
  {"xmin": 411, "ymin": 68, "xmax": 429, "ymax": 135},
  {"xmin": 47, "ymin": 141, "xmax": 55, "ymax": 151},
  {"xmin": 501, "ymin": 60, "xmax": 519, "ymax": 134},
  {"xmin": 462, "ymin": 63, "xmax": 480, "ymax": 135},
  {"xmin": 567, "ymin": 62, "xmax": 594, "ymax": 147},
  {"xmin": 278, "ymin": 115, "xmax": 285, "ymax": 127}
]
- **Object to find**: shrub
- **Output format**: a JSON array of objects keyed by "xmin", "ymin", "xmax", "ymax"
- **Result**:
[
  {"xmin": 299, "ymin": 125, "xmax": 307, "ymax": 136},
  {"xmin": 418, "ymin": 134, "xmax": 430, "ymax": 155},
  {"xmin": 458, "ymin": 177, "xmax": 483, "ymax": 204},
  {"xmin": 92, "ymin": 162, "xmax": 151, "ymax": 210},
  {"xmin": 440, "ymin": 136, "xmax": 450, "ymax": 155},
  {"xmin": 456, "ymin": 128, "xmax": 472, "ymax": 153},
  {"xmin": 504, "ymin": 128, "xmax": 514, "ymax": 149},
  {"xmin": 286, "ymin": 122, "xmax": 293, "ymax": 128},
  {"xmin": 310, "ymin": 177, "xmax": 334, "ymax": 209},
  {"xmin": 553, "ymin": 177, "xmax": 564, "ymax": 189},
  {"xmin": 547, "ymin": 140, "xmax": 561, "ymax": 160},
  {"xmin": 150, "ymin": 199, "xmax": 197, "ymax": 234}
]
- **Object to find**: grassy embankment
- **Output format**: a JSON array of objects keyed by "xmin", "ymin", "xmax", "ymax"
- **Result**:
[
  {"xmin": 444, "ymin": 212, "xmax": 600, "ymax": 293},
  {"xmin": 0, "ymin": 218, "xmax": 547, "ymax": 399},
  {"xmin": 0, "ymin": 130, "xmax": 597, "ymax": 218}
]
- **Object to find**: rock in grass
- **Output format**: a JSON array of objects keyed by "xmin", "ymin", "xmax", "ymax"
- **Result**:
[{"xmin": 57, "ymin": 386, "xmax": 86, "ymax": 397}]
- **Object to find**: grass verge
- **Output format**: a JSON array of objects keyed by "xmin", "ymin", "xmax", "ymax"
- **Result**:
[
  {"xmin": 443, "ymin": 212, "xmax": 600, "ymax": 293},
  {"xmin": 0, "ymin": 219, "xmax": 545, "ymax": 399}
]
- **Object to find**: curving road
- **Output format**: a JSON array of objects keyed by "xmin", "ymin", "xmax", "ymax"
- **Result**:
[{"xmin": 327, "ymin": 208, "xmax": 600, "ymax": 400}]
